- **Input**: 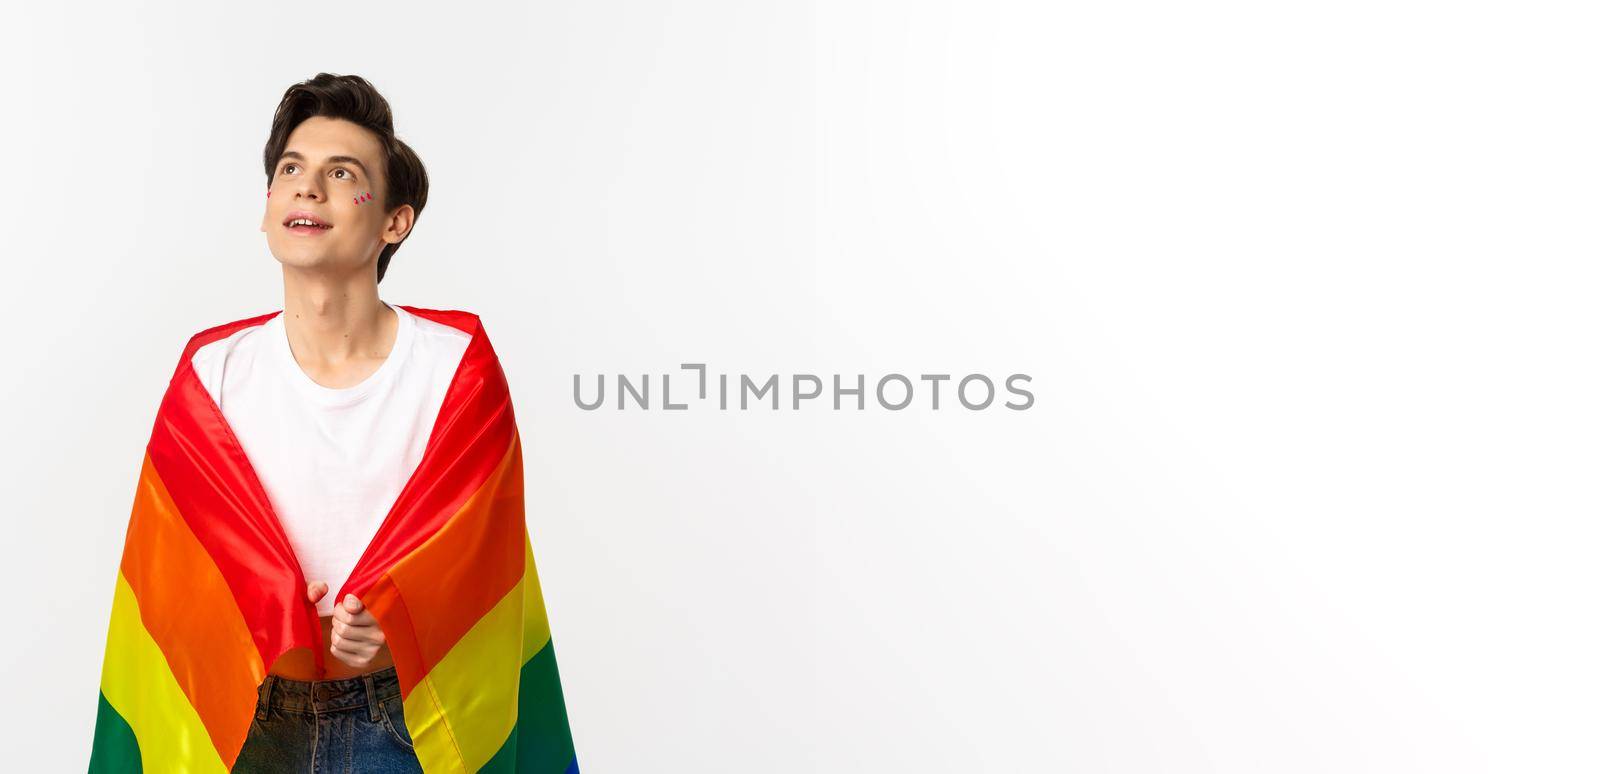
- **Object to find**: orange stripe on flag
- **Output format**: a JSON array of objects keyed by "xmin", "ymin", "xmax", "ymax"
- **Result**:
[
  {"xmin": 119, "ymin": 453, "xmax": 265, "ymax": 767},
  {"xmin": 366, "ymin": 432, "xmax": 528, "ymax": 687}
]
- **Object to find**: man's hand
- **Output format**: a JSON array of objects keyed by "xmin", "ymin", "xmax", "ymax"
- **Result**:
[{"xmin": 307, "ymin": 581, "xmax": 387, "ymax": 669}]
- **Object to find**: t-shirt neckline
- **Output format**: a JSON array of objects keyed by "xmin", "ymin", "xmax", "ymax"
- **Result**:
[{"xmin": 270, "ymin": 301, "xmax": 416, "ymax": 408}]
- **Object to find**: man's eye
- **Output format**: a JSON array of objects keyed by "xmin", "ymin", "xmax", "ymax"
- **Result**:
[
  {"xmin": 332, "ymin": 168, "xmax": 354, "ymax": 180},
  {"xmin": 282, "ymin": 163, "xmax": 299, "ymax": 175}
]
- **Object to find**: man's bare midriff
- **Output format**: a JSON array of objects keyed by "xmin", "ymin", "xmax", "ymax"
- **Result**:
[{"xmin": 266, "ymin": 615, "xmax": 395, "ymax": 681}]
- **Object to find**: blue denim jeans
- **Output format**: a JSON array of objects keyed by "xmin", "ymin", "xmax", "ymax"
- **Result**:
[{"xmin": 233, "ymin": 665, "xmax": 422, "ymax": 773}]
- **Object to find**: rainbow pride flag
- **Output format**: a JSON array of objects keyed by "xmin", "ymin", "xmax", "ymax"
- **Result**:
[{"xmin": 88, "ymin": 307, "xmax": 579, "ymax": 772}]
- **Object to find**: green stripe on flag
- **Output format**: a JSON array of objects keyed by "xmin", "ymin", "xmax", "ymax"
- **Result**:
[
  {"xmin": 481, "ymin": 639, "xmax": 577, "ymax": 773},
  {"xmin": 88, "ymin": 690, "xmax": 142, "ymax": 773}
]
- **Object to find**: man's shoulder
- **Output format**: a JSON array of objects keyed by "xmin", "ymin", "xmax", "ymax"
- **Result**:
[
  {"xmin": 185, "ymin": 310, "xmax": 278, "ymax": 353},
  {"xmin": 148, "ymin": 310, "xmax": 278, "ymax": 391},
  {"xmin": 394, "ymin": 304, "xmax": 484, "ymax": 339}
]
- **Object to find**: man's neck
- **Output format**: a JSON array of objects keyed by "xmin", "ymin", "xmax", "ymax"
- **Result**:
[{"xmin": 279, "ymin": 266, "xmax": 397, "ymax": 388}]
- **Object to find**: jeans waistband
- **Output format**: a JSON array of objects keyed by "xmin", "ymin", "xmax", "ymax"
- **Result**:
[{"xmin": 255, "ymin": 665, "xmax": 403, "ymax": 720}]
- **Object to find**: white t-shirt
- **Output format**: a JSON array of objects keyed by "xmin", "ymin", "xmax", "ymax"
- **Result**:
[{"xmin": 190, "ymin": 302, "xmax": 472, "ymax": 617}]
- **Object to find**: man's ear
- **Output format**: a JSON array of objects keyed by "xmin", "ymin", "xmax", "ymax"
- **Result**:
[{"xmin": 381, "ymin": 204, "xmax": 416, "ymax": 245}]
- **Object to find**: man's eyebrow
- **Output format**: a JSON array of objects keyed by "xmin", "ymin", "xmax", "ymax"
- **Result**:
[{"xmin": 276, "ymin": 151, "xmax": 372, "ymax": 178}]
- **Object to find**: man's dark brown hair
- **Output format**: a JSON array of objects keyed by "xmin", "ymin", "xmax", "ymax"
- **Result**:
[{"xmin": 263, "ymin": 73, "xmax": 428, "ymax": 283}]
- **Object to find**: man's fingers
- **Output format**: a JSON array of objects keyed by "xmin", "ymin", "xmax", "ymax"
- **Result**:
[
  {"xmin": 306, "ymin": 581, "xmax": 329, "ymax": 604},
  {"xmin": 330, "ymin": 629, "xmax": 363, "ymax": 656},
  {"xmin": 330, "ymin": 611, "xmax": 376, "ymax": 630},
  {"xmin": 330, "ymin": 629, "xmax": 356, "ymax": 652},
  {"xmin": 329, "ymin": 630, "xmax": 379, "ymax": 667},
  {"xmin": 329, "ymin": 637, "xmax": 366, "ymax": 667},
  {"xmin": 329, "ymin": 595, "xmax": 363, "ymax": 621},
  {"xmin": 329, "ymin": 617, "xmax": 385, "ymax": 646}
]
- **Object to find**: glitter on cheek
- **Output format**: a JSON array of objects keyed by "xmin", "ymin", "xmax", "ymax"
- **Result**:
[{"xmin": 354, "ymin": 191, "xmax": 373, "ymax": 205}]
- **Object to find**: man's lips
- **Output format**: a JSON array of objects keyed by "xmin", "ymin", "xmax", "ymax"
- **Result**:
[{"xmin": 283, "ymin": 211, "xmax": 333, "ymax": 234}]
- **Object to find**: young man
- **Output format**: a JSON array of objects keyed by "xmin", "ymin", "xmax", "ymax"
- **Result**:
[
  {"xmin": 89, "ymin": 73, "xmax": 578, "ymax": 772},
  {"xmin": 192, "ymin": 72, "xmax": 458, "ymax": 770}
]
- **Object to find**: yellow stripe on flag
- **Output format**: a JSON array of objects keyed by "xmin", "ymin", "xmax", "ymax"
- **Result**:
[
  {"xmin": 99, "ymin": 571, "xmax": 229, "ymax": 772},
  {"xmin": 405, "ymin": 550, "xmax": 548, "ymax": 773},
  {"xmin": 522, "ymin": 529, "xmax": 553, "ymax": 663}
]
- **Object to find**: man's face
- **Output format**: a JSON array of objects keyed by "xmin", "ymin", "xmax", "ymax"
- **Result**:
[{"xmin": 261, "ymin": 116, "xmax": 411, "ymax": 274}]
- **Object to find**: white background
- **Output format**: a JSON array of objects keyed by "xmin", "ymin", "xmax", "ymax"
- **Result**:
[{"xmin": 1, "ymin": 2, "xmax": 1596, "ymax": 772}]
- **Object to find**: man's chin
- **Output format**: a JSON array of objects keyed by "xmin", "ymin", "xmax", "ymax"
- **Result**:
[{"xmin": 270, "ymin": 249, "xmax": 345, "ymax": 273}]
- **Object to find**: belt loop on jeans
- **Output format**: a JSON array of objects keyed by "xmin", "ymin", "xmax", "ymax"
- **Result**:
[
  {"xmin": 256, "ymin": 675, "xmax": 276, "ymax": 721},
  {"xmin": 362, "ymin": 672, "xmax": 380, "ymax": 722}
]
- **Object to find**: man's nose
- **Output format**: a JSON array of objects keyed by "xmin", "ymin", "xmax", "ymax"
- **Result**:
[{"xmin": 294, "ymin": 178, "xmax": 325, "ymax": 201}]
